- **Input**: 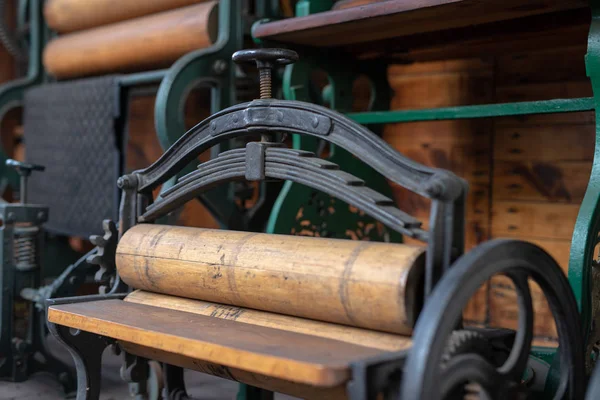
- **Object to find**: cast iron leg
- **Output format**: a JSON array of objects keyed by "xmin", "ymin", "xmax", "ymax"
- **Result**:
[
  {"xmin": 32, "ymin": 311, "xmax": 76, "ymax": 393},
  {"xmin": 47, "ymin": 322, "xmax": 111, "ymax": 400},
  {"xmin": 164, "ymin": 364, "xmax": 189, "ymax": 400},
  {"xmin": 237, "ymin": 384, "xmax": 274, "ymax": 400}
]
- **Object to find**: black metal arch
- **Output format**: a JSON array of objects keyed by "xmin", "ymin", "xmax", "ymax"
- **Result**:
[
  {"xmin": 132, "ymin": 99, "xmax": 466, "ymax": 201},
  {"xmin": 117, "ymin": 98, "xmax": 467, "ymax": 298},
  {"xmin": 140, "ymin": 147, "xmax": 429, "ymax": 240}
]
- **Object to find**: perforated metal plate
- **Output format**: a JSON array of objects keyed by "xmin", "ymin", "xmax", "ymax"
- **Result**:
[{"xmin": 23, "ymin": 76, "xmax": 122, "ymax": 238}]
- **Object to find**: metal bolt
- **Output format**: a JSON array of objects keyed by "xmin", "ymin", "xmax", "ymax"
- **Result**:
[
  {"xmin": 117, "ymin": 175, "xmax": 136, "ymax": 190},
  {"xmin": 258, "ymin": 68, "xmax": 272, "ymax": 99},
  {"xmin": 212, "ymin": 59, "xmax": 228, "ymax": 75},
  {"xmin": 37, "ymin": 211, "xmax": 45, "ymax": 220},
  {"xmin": 231, "ymin": 49, "xmax": 299, "ymax": 100},
  {"xmin": 257, "ymin": 69, "xmax": 272, "ymax": 141}
]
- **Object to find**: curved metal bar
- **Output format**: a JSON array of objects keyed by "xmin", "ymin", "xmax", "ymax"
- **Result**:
[
  {"xmin": 136, "ymin": 99, "xmax": 466, "ymax": 201},
  {"xmin": 569, "ymin": 0, "xmax": 600, "ymax": 374},
  {"xmin": 154, "ymin": 0, "xmax": 242, "ymax": 150},
  {"xmin": 0, "ymin": 0, "xmax": 43, "ymax": 189},
  {"xmin": 0, "ymin": 0, "xmax": 42, "ymax": 120},
  {"xmin": 46, "ymin": 294, "xmax": 125, "ymax": 400},
  {"xmin": 141, "ymin": 147, "xmax": 427, "ymax": 239},
  {"xmin": 587, "ymin": 361, "xmax": 600, "ymax": 399},
  {"xmin": 152, "ymin": 0, "xmax": 243, "ymax": 229},
  {"xmin": 400, "ymin": 240, "xmax": 585, "ymax": 400},
  {"xmin": 497, "ymin": 271, "xmax": 534, "ymax": 381}
]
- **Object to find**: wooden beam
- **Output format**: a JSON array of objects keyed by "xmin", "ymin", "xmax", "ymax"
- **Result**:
[{"xmin": 253, "ymin": 0, "xmax": 587, "ymax": 48}]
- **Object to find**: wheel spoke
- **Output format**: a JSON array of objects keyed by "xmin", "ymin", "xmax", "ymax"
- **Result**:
[{"xmin": 498, "ymin": 270, "xmax": 534, "ymax": 380}]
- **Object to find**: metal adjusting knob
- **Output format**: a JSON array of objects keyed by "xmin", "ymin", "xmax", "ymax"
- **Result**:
[
  {"xmin": 6, "ymin": 159, "xmax": 45, "ymax": 203},
  {"xmin": 232, "ymin": 48, "xmax": 299, "ymax": 99}
]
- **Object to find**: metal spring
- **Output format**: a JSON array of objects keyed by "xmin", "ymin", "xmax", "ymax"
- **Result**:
[
  {"xmin": 14, "ymin": 227, "xmax": 37, "ymax": 271},
  {"xmin": 259, "ymin": 69, "xmax": 272, "ymax": 99}
]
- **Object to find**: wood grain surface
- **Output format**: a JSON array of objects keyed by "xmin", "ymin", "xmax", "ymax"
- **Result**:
[
  {"xmin": 45, "ymin": 0, "xmax": 209, "ymax": 33},
  {"xmin": 48, "ymin": 300, "xmax": 387, "ymax": 387},
  {"xmin": 116, "ymin": 224, "xmax": 426, "ymax": 335},
  {"xmin": 491, "ymin": 201, "xmax": 580, "ymax": 241},
  {"xmin": 125, "ymin": 290, "xmax": 413, "ymax": 351},
  {"xmin": 122, "ymin": 342, "xmax": 349, "ymax": 399},
  {"xmin": 43, "ymin": 2, "xmax": 218, "ymax": 79},
  {"xmin": 333, "ymin": 0, "xmax": 393, "ymax": 10},
  {"xmin": 252, "ymin": 0, "xmax": 587, "ymax": 47}
]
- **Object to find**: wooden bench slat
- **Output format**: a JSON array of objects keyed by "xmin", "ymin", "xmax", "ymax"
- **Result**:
[
  {"xmin": 125, "ymin": 290, "xmax": 413, "ymax": 352},
  {"xmin": 48, "ymin": 300, "xmax": 389, "ymax": 387}
]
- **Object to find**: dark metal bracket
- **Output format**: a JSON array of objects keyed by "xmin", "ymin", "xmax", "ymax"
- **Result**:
[
  {"xmin": 46, "ymin": 294, "xmax": 126, "ymax": 400},
  {"xmin": 132, "ymin": 100, "xmax": 466, "ymax": 200},
  {"xmin": 347, "ymin": 350, "xmax": 408, "ymax": 400},
  {"xmin": 141, "ymin": 147, "xmax": 426, "ymax": 240}
]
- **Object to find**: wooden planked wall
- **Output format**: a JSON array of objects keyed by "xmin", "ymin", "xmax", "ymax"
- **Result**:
[{"xmin": 383, "ymin": 45, "xmax": 594, "ymax": 344}]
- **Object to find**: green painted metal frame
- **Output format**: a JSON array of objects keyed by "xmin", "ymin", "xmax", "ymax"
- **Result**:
[
  {"xmin": 0, "ymin": 0, "xmax": 44, "ymax": 190},
  {"xmin": 154, "ymin": 0, "xmax": 241, "ymax": 151},
  {"xmin": 295, "ymin": 0, "xmax": 333, "ymax": 16},
  {"xmin": 267, "ymin": 54, "xmax": 402, "ymax": 244},
  {"xmin": 569, "ymin": 0, "xmax": 600, "ymax": 374},
  {"xmin": 153, "ymin": 0, "xmax": 243, "ymax": 226},
  {"xmin": 347, "ymin": 97, "xmax": 595, "ymax": 124}
]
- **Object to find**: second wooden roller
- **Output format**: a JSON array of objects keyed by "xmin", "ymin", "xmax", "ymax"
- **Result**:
[
  {"xmin": 45, "ymin": 0, "xmax": 210, "ymax": 33},
  {"xmin": 43, "ymin": 2, "xmax": 218, "ymax": 79},
  {"xmin": 116, "ymin": 224, "xmax": 426, "ymax": 335}
]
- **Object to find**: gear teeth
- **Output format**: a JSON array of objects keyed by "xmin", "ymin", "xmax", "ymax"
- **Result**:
[
  {"xmin": 87, "ymin": 219, "xmax": 118, "ymax": 291},
  {"xmin": 442, "ymin": 330, "xmax": 493, "ymax": 367}
]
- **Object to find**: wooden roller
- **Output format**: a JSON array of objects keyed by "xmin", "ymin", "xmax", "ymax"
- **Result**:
[
  {"xmin": 117, "ymin": 224, "xmax": 426, "ymax": 334},
  {"xmin": 45, "ymin": 0, "xmax": 210, "ymax": 33},
  {"xmin": 43, "ymin": 3, "xmax": 218, "ymax": 79}
]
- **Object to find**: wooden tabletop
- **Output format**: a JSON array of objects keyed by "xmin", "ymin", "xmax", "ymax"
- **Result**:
[
  {"xmin": 253, "ymin": 0, "xmax": 588, "ymax": 54},
  {"xmin": 48, "ymin": 300, "xmax": 392, "ymax": 387}
]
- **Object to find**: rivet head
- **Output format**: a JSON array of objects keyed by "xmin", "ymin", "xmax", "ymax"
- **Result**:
[
  {"xmin": 117, "ymin": 176, "xmax": 136, "ymax": 190},
  {"xmin": 211, "ymin": 121, "xmax": 217, "ymax": 131},
  {"xmin": 312, "ymin": 117, "xmax": 319, "ymax": 128},
  {"xmin": 232, "ymin": 114, "xmax": 239, "ymax": 123},
  {"xmin": 212, "ymin": 59, "xmax": 228, "ymax": 75}
]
